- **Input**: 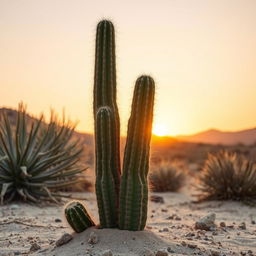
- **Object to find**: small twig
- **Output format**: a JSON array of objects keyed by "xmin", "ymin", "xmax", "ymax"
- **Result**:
[{"xmin": 0, "ymin": 219, "xmax": 67, "ymax": 228}]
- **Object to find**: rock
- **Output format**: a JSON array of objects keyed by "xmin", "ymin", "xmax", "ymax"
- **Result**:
[
  {"xmin": 155, "ymin": 250, "xmax": 168, "ymax": 256},
  {"xmin": 29, "ymin": 242, "xmax": 41, "ymax": 252},
  {"xmin": 10, "ymin": 204, "xmax": 19, "ymax": 210},
  {"xmin": 219, "ymin": 222, "xmax": 226, "ymax": 228},
  {"xmin": 143, "ymin": 248, "xmax": 154, "ymax": 256},
  {"xmin": 150, "ymin": 195, "xmax": 164, "ymax": 204},
  {"xmin": 187, "ymin": 243, "xmax": 197, "ymax": 249},
  {"xmin": 56, "ymin": 233, "xmax": 73, "ymax": 247},
  {"xmin": 55, "ymin": 218, "xmax": 62, "ymax": 223},
  {"xmin": 210, "ymin": 250, "xmax": 221, "ymax": 256},
  {"xmin": 167, "ymin": 247, "xmax": 175, "ymax": 253},
  {"xmin": 238, "ymin": 222, "xmax": 246, "ymax": 230},
  {"xmin": 195, "ymin": 213, "xmax": 216, "ymax": 231},
  {"xmin": 88, "ymin": 231, "xmax": 98, "ymax": 245},
  {"xmin": 101, "ymin": 250, "xmax": 113, "ymax": 256},
  {"xmin": 212, "ymin": 231, "xmax": 218, "ymax": 236},
  {"xmin": 162, "ymin": 228, "xmax": 169, "ymax": 232},
  {"xmin": 181, "ymin": 241, "xmax": 187, "ymax": 246},
  {"xmin": 251, "ymin": 220, "xmax": 255, "ymax": 224}
]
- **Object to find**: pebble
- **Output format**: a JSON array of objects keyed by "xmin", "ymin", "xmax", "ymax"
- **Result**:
[
  {"xmin": 88, "ymin": 231, "xmax": 98, "ymax": 244},
  {"xmin": 155, "ymin": 250, "xmax": 168, "ymax": 256},
  {"xmin": 167, "ymin": 247, "xmax": 175, "ymax": 253},
  {"xmin": 220, "ymin": 222, "xmax": 226, "ymax": 228},
  {"xmin": 181, "ymin": 241, "xmax": 187, "ymax": 246},
  {"xmin": 150, "ymin": 195, "xmax": 164, "ymax": 204},
  {"xmin": 195, "ymin": 213, "xmax": 216, "ymax": 231},
  {"xmin": 162, "ymin": 228, "xmax": 169, "ymax": 232},
  {"xmin": 251, "ymin": 220, "xmax": 255, "ymax": 225},
  {"xmin": 101, "ymin": 250, "xmax": 113, "ymax": 256},
  {"xmin": 187, "ymin": 243, "xmax": 197, "ymax": 249},
  {"xmin": 55, "ymin": 233, "xmax": 73, "ymax": 247},
  {"xmin": 10, "ymin": 204, "xmax": 19, "ymax": 210},
  {"xmin": 29, "ymin": 242, "xmax": 41, "ymax": 252},
  {"xmin": 55, "ymin": 218, "xmax": 62, "ymax": 223},
  {"xmin": 238, "ymin": 222, "xmax": 246, "ymax": 230},
  {"xmin": 210, "ymin": 250, "xmax": 221, "ymax": 256}
]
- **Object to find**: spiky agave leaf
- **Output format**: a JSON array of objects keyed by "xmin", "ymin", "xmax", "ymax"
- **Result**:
[
  {"xmin": 0, "ymin": 103, "xmax": 85, "ymax": 204},
  {"xmin": 198, "ymin": 151, "xmax": 256, "ymax": 201}
]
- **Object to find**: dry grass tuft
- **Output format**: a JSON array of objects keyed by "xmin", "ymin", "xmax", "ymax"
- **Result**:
[
  {"xmin": 149, "ymin": 162, "xmax": 186, "ymax": 192},
  {"xmin": 198, "ymin": 151, "xmax": 256, "ymax": 201}
]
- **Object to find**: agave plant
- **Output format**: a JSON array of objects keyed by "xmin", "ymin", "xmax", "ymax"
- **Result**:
[
  {"xmin": 150, "ymin": 162, "xmax": 186, "ymax": 192},
  {"xmin": 0, "ymin": 104, "xmax": 85, "ymax": 204},
  {"xmin": 198, "ymin": 151, "xmax": 256, "ymax": 201}
]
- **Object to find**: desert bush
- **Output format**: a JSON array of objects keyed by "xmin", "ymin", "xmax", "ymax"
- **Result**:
[
  {"xmin": 198, "ymin": 151, "xmax": 256, "ymax": 201},
  {"xmin": 150, "ymin": 162, "xmax": 186, "ymax": 192},
  {"xmin": 0, "ymin": 104, "xmax": 85, "ymax": 204}
]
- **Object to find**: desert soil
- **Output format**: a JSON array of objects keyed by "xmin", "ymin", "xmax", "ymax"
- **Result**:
[{"xmin": 0, "ymin": 190, "xmax": 256, "ymax": 256}]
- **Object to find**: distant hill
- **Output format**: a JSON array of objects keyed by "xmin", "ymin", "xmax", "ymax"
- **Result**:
[
  {"xmin": 176, "ymin": 128, "xmax": 256, "ymax": 145},
  {"xmin": 1, "ymin": 107, "xmax": 256, "ymax": 146}
]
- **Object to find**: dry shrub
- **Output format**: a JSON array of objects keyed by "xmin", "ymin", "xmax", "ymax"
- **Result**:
[
  {"xmin": 198, "ymin": 151, "xmax": 256, "ymax": 201},
  {"xmin": 149, "ymin": 162, "xmax": 186, "ymax": 192}
]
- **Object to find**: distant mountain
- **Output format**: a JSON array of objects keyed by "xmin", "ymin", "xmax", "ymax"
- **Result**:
[
  {"xmin": 1, "ymin": 107, "xmax": 255, "ymax": 146},
  {"xmin": 176, "ymin": 128, "xmax": 256, "ymax": 145}
]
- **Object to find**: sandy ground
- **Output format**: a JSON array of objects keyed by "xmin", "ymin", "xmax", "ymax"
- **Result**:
[{"xmin": 0, "ymin": 190, "xmax": 256, "ymax": 256}]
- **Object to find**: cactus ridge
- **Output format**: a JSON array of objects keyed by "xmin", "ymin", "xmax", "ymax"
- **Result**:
[
  {"xmin": 65, "ymin": 201, "xmax": 95, "ymax": 233},
  {"xmin": 95, "ymin": 107, "xmax": 118, "ymax": 227},
  {"xmin": 119, "ymin": 75, "xmax": 155, "ymax": 230}
]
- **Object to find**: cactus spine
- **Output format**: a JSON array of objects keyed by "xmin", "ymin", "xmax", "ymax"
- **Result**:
[
  {"xmin": 119, "ymin": 76, "xmax": 155, "ymax": 231},
  {"xmin": 65, "ymin": 201, "xmax": 95, "ymax": 233},
  {"xmin": 93, "ymin": 20, "xmax": 121, "ymax": 228}
]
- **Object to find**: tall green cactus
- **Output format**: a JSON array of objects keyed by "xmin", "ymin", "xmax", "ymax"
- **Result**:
[
  {"xmin": 65, "ymin": 20, "xmax": 156, "ymax": 233},
  {"xmin": 93, "ymin": 20, "xmax": 121, "ymax": 228},
  {"xmin": 119, "ymin": 76, "xmax": 155, "ymax": 231},
  {"xmin": 95, "ymin": 107, "xmax": 118, "ymax": 227}
]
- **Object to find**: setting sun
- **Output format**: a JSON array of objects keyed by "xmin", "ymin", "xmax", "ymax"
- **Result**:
[{"xmin": 152, "ymin": 124, "xmax": 169, "ymax": 137}]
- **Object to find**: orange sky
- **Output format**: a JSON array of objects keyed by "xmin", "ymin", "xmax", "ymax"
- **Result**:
[{"xmin": 1, "ymin": 0, "xmax": 256, "ymax": 136}]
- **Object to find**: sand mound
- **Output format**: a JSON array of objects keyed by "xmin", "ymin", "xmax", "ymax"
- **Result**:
[{"xmin": 38, "ymin": 227, "xmax": 175, "ymax": 256}]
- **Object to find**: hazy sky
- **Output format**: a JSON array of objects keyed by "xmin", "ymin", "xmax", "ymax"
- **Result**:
[{"xmin": 1, "ymin": 0, "xmax": 256, "ymax": 136}]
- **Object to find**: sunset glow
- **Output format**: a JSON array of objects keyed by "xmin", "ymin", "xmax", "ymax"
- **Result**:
[
  {"xmin": 1, "ymin": 0, "xmax": 256, "ymax": 136},
  {"xmin": 152, "ymin": 124, "xmax": 169, "ymax": 137}
]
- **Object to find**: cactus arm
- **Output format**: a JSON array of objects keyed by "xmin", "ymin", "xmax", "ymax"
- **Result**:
[
  {"xmin": 119, "ymin": 76, "xmax": 155, "ymax": 231},
  {"xmin": 95, "ymin": 107, "xmax": 118, "ymax": 227}
]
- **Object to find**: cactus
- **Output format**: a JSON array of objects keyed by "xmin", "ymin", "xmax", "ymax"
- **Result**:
[
  {"xmin": 64, "ymin": 20, "xmax": 155, "ymax": 232},
  {"xmin": 95, "ymin": 107, "xmax": 118, "ymax": 227},
  {"xmin": 119, "ymin": 76, "xmax": 155, "ymax": 231},
  {"xmin": 65, "ymin": 201, "xmax": 95, "ymax": 233},
  {"xmin": 93, "ymin": 20, "xmax": 121, "ymax": 228}
]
